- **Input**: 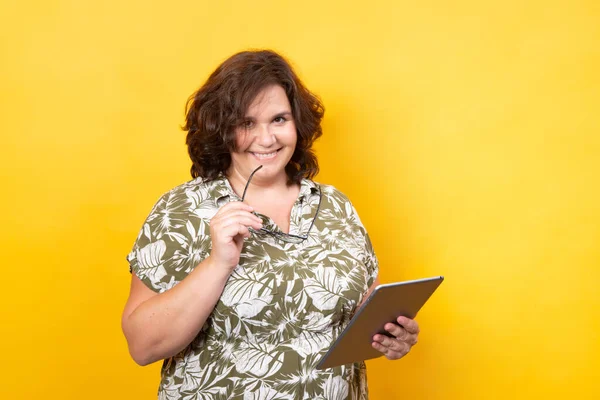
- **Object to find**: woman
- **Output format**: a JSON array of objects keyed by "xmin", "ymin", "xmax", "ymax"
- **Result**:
[{"xmin": 122, "ymin": 50, "xmax": 419, "ymax": 399}]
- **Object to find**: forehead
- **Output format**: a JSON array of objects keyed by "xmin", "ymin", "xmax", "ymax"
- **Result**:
[{"xmin": 246, "ymin": 84, "xmax": 291, "ymax": 116}]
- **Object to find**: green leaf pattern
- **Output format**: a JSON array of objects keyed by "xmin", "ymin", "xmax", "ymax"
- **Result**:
[{"xmin": 128, "ymin": 176, "xmax": 379, "ymax": 399}]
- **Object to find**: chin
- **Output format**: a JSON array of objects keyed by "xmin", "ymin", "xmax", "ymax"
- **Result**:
[{"xmin": 254, "ymin": 161, "xmax": 290, "ymax": 178}]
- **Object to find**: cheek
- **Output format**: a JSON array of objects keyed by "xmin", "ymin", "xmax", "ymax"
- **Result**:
[
  {"xmin": 285, "ymin": 124, "xmax": 298, "ymax": 146},
  {"xmin": 234, "ymin": 130, "xmax": 251, "ymax": 151}
]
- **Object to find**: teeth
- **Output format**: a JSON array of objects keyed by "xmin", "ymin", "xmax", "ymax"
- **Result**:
[{"xmin": 253, "ymin": 151, "xmax": 277, "ymax": 159}]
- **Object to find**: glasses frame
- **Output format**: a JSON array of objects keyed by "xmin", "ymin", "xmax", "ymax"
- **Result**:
[{"xmin": 241, "ymin": 165, "xmax": 321, "ymax": 244}]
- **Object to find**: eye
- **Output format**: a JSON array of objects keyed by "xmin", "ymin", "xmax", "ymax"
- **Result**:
[
  {"xmin": 242, "ymin": 120, "xmax": 254, "ymax": 129},
  {"xmin": 273, "ymin": 116, "xmax": 287, "ymax": 124}
]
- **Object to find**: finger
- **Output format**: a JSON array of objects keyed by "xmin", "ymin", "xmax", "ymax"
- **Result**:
[
  {"xmin": 386, "ymin": 339, "xmax": 411, "ymax": 356},
  {"xmin": 372, "ymin": 342, "xmax": 406, "ymax": 360},
  {"xmin": 233, "ymin": 224, "xmax": 251, "ymax": 241},
  {"xmin": 212, "ymin": 214, "xmax": 263, "ymax": 231},
  {"xmin": 372, "ymin": 334, "xmax": 389, "ymax": 344},
  {"xmin": 216, "ymin": 208, "xmax": 261, "ymax": 219},
  {"xmin": 386, "ymin": 348, "xmax": 409, "ymax": 360},
  {"xmin": 384, "ymin": 323, "xmax": 408, "ymax": 340},
  {"xmin": 371, "ymin": 341, "xmax": 389, "ymax": 356},
  {"xmin": 212, "ymin": 210, "xmax": 262, "ymax": 225},
  {"xmin": 218, "ymin": 201, "xmax": 254, "ymax": 213},
  {"xmin": 237, "ymin": 223, "xmax": 248, "ymax": 237},
  {"xmin": 373, "ymin": 335, "xmax": 404, "ymax": 353},
  {"xmin": 211, "ymin": 204, "xmax": 254, "ymax": 223},
  {"xmin": 218, "ymin": 216, "xmax": 263, "ymax": 230},
  {"xmin": 397, "ymin": 316, "xmax": 420, "ymax": 334},
  {"xmin": 214, "ymin": 217, "xmax": 262, "ymax": 233},
  {"xmin": 406, "ymin": 333, "xmax": 419, "ymax": 346},
  {"xmin": 215, "ymin": 223, "xmax": 250, "ymax": 241}
]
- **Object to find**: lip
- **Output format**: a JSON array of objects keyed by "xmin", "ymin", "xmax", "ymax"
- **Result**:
[{"xmin": 249, "ymin": 148, "xmax": 282, "ymax": 161}]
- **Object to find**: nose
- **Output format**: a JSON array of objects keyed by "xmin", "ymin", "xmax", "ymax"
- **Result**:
[{"xmin": 255, "ymin": 123, "xmax": 277, "ymax": 147}]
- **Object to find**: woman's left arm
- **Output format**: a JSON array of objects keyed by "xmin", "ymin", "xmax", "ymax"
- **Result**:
[{"xmin": 347, "ymin": 195, "xmax": 420, "ymax": 361}]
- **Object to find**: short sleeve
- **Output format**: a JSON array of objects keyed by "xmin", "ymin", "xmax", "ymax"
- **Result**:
[
  {"xmin": 320, "ymin": 185, "xmax": 380, "ymax": 288},
  {"xmin": 126, "ymin": 187, "xmax": 213, "ymax": 293},
  {"xmin": 350, "ymin": 204, "xmax": 380, "ymax": 288}
]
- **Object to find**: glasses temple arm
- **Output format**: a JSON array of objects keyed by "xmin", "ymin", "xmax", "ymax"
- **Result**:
[{"xmin": 241, "ymin": 165, "xmax": 264, "ymax": 202}]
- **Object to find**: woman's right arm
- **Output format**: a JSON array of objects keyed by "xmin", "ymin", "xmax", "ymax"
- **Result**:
[{"xmin": 121, "ymin": 202, "xmax": 262, "ymax": 366}]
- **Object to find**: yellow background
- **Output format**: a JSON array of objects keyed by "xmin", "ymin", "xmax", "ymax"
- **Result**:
[{"xmin": 1, "ymin": 0, "xmax": 598, "ymax": 398}]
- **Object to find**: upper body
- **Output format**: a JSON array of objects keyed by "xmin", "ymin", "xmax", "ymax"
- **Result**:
[
  {"xmin": 127, "ymin": 174, "xmax": 377, "ymax": 399},
  {"xmin": 121, "ymin": 49, "xmax": 419, "ymax": 400}
]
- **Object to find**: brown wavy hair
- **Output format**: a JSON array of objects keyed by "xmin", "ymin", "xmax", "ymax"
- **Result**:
[{"xmin": 183, "ymin": 50, "xmax": 324, "ymax": 184}]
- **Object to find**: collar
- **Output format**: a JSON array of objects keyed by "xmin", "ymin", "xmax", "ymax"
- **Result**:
[{"xmin": 213, "ymin": 175, "xmax": 319, "ymax": 207}]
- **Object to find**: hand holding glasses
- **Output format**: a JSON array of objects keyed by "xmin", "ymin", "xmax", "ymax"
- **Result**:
[{"xmin": 241, "ymin": 165, "xmax": 321, "ymax": 244}]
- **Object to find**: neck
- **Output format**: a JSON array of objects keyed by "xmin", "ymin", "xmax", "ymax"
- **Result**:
[{"xmin": 226, "ymin": 166, "xmax": 290, "ymax": 200}]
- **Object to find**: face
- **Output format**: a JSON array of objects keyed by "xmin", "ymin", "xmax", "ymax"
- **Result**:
[{"xmin": 228, "ymin": 84, "xmax": 297, "ymax": 184}]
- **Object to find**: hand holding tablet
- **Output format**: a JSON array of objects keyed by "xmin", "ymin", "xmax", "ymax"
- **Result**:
[
  {"xmin": 371, "ymin": 314, "xmax": 421, "ymax": 360},
  {"xmin": 316, "ymin": 276, "xmax": 444, "ymax": 370}
]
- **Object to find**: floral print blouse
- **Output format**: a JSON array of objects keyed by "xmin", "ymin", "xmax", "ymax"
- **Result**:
[{"xmin": 127, "ymin": 176, "xmax": 379, "ymax": 399}]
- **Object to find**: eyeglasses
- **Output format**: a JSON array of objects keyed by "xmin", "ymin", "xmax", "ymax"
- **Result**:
[{"xmin": 241, "ymin": 165, "xmax": 321, "ymax": 244}]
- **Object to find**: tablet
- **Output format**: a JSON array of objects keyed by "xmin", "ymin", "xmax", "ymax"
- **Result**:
[{"xmin": 316, "ymin": 276, "xmax": 444, "ymax": 370}]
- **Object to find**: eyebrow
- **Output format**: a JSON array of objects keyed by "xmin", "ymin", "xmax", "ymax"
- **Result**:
[
  {"xmin": 244, "ymin": 111, "xmax": 293, "ymax": 120},
  {"xmin": 272, "ymin": 111, "xmax": 293, "ymax": 119}
]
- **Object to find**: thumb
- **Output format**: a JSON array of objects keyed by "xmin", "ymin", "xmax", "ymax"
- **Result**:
[{"xmin": 233, "ymin": 233, "xmax": 246, "ymax": 250}]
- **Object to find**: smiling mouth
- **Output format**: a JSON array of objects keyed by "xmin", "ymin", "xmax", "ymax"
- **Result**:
[{"xmin": 250, "ymin": 148, "xmax": 282, "ymax": 160}]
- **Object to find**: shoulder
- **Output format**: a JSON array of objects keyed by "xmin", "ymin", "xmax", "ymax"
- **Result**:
[
  {"xmin": 318, "ymin": 184, "xmax": 366, "ymax": 238},
  {"xmin": 318, "ymin": 183, "xmax": 352, "ymax": 207},
  {"xmin": 316, "ymin": 182, "xmax": 352, "ymax": 205},
  {"xmin": 314, "ymin": 181, "xmax": 370, "ymax": 228},
  {"xmin": 153, "ymin": 176, "xmax": 219, "ymax": 205},
  {"xmin": 147, "ymin": 176, "xmax": 228, "ymax": 220}
]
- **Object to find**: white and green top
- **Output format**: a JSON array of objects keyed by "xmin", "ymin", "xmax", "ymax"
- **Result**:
[{"xmin": 127, "ymin": 175, "xmax": 379, "ymax": 400}]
